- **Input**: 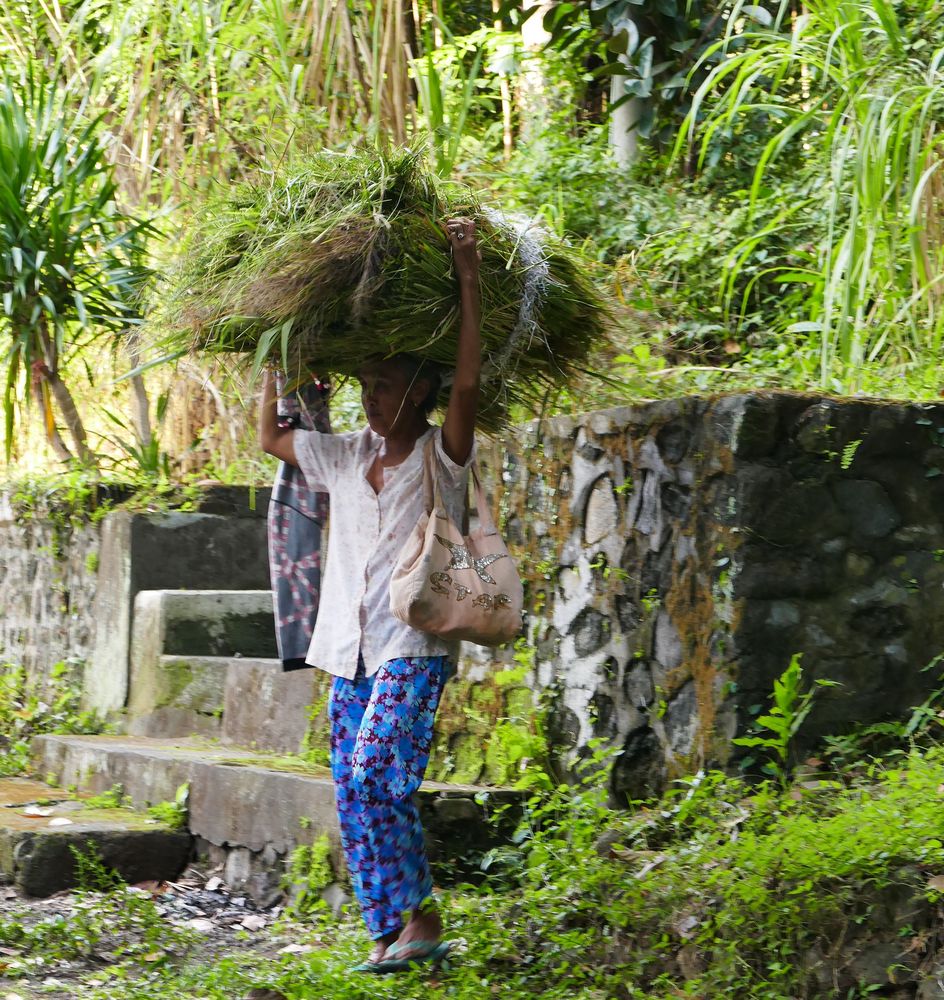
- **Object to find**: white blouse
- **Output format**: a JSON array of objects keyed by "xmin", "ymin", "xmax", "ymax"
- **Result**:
[{"xmin": 293, "ymin": 424, "xmax": 473, "ymax": 678}]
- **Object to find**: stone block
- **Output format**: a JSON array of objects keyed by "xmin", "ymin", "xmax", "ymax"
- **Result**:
[
  {"xmin": 0, "ymin": 776, "xmax": 191, "ymax": 897},
  {"xmin": 833, "ymin": 479, "xmax": 901, "ymax": 538},
  {"xmin": 85, "ymin": 508, "xmax": 270, "ymax": 715},
  {"xmin": 127, "ymin": 655, "xmax": 231, "ymax": 739},
  {"xmin": 125, "ymin": 593, "xmax": 277, "ymax": 742},
  {"xmin": 4, "ymin": 822, "xmax": 192, "ymax": 898},
  {"xmin": 222, "ymin": 658, "xmax": 324, "ymax": 752},
  {"xmin": 132, "ymin": 590, "xmax": 276, "ymax": 658}
]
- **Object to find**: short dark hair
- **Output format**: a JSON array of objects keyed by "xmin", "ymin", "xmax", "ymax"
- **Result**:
[{"xmin": 389, "ymin": 353, "xmax": 443, "ymax": 416}]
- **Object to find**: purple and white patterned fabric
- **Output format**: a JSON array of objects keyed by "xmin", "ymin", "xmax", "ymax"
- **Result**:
[
  {"xmin": 267, "ymin": 377, "xmax": 330, "ymax": 671},
  {"xmin": 328, "ymin": 654, "xmax": 450, "ymax": 939}
]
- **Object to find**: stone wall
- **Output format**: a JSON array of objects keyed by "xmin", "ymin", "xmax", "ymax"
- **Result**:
[
  {"xmin": 0, "ymin": 492, "xmax": 101, "ymax": 690},
  {"xmin": 0, "ymin": 487, "xmax": 271, "ymax": 698},
  {"xmin": 7, "ymin": 394, "xmax": 944, "ymax": 797},
  {"xmin": 477, "ymin": 392, "xmax": 944, "ymax": 799}
]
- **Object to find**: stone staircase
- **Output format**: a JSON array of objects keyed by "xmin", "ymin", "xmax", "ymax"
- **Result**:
[
  {"xmin": 123, "ymin": 589, "xmax": 311, "ymax": 749},
  {"xmin": 29, "ymin": 588, "xmax": 517, "ymax": 901}
]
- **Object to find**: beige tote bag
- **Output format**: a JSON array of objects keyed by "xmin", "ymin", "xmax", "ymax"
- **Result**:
[{"xmin": 390, "ymin": 439, "xmax": 523, "ymax": 647}]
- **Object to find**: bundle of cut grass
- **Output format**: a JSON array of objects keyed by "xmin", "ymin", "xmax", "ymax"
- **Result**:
[{"xmin": 161, "ymin": 148, "xmax": 608, "ymax": 431}]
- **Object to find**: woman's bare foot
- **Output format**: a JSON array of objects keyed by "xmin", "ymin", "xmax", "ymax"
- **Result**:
[
  {"xmin": 368, "ymin": 928, "xmax": 401, "ymax": 964},
  {"xmin": 392, "ymin": 904, "xmax": 443, "ymax": 956}
]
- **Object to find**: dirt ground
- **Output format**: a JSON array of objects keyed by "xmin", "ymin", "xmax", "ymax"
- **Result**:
[{"xmin": 0, "ymin": 865, "xmax": 317, "ymax": 1000}]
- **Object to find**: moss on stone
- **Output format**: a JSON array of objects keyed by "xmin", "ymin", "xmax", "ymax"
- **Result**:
[
  {"xmin": 445, "ymin": 733, "xmax": 487, "ymax": 784},
  {"xmin": 503, "ymin": 686, "xmax": 533, "ymax": 721},
  {"xmin": 154, "ymin": 658, "xmax": 195, "ymax": 709}
]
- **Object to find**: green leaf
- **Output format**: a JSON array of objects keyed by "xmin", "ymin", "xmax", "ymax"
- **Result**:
[
  {"xmin": 741, "ymin": 5, "xmax": 773, "ymax": 27},
  {"xmin": 73, "ymin": 292, "xmax": 87, "ymax": 326}
]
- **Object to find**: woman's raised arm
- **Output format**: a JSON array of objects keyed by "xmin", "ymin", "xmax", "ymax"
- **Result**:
[
  {"xmin": 441, "ymin": 218, "xmax": 481, "ymax": 466},
  {"xmin": 259, "ymin": 370, "xmax": 299, "ymax": 467}
]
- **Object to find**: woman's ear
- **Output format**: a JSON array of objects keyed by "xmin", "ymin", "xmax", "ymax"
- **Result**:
[{"xmin": 410, "ymin": 377, "xmax": 432, "ymax": 410}]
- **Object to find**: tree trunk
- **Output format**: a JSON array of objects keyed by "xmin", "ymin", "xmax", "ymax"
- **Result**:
[
  {"xmin": 46, "ymin": 369, "xmax": 93, "ymax": 465},
  {"xmin": 609, "ymin": 75, "xmax": 642, "ymax": 167},
  {"xmin": 30, "ymin": 378, "xmax": 73, "ymax": 464},
  {"xmin": 518, "ymin": 1, "xmax": 556, "ymax": 141},
  {"xmin": 124, "ymin": 330, "xmax": 153, "ymax": 449},
  {"xmin": 493, "ymin": 0, "xmax": 514, "ymax": 160},
  {"xmin": 35, "ymin": 318, "xmax": 93, "ymax": 465}
]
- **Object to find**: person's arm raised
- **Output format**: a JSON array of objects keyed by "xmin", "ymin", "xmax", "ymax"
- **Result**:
[
  {"xmin": 441, "ymin": 218, "xmax": 481, "ymax": 466},
  {"xmin": 258, "ymin": 370, "xmax": 298, "ymax": 467}
]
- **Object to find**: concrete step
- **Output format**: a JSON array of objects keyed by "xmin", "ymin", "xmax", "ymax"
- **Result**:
[
  {"xmin": 127, "ymin": 590, "xmax": 282, "ymax": 741},
  {"xmin": 127, "ymin": 655, "xmax": 326, "ymax": 752},
  {"xmin": 222, "ymin": 657, "xmax": 327, "ymax": 752},
  {"xmin": 0, "ymin": 776, "xmax": 191, "ymax": 897},
  {"xmin": 132, "ymin": 589, "xmax": 276, "ymax": 660},
  {"xmin": 32, "ymin": 734, "xmax": 519, "ymax": 904},
  {"xmin": 127, "ymin": 654, "xmax": 231, "ymax": 740}
]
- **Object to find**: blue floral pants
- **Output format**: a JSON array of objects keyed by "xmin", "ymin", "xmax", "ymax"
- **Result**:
[{"xmin": 328, "ymin": 655, "xmax": 450, "ymax": 939}]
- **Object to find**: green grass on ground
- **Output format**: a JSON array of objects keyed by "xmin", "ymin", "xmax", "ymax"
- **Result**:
[{"xmin": 4, "ymin": 738, "xmax": 944, "ymax": 999}]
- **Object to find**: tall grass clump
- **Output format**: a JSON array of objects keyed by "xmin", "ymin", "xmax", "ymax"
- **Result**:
[
  {"xmin": 677, "ymin": 0, "xmax": 944, "ymax": 392},
  {"xmin": 159, "ymin": 148, "xmax": 607, "ymax": 431}
]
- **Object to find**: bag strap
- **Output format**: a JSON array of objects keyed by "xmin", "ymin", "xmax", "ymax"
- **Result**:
[
  {"xmin": 421, "ymin": 433, "xmax": 498, "ymax": 536},
  {"xmin": 420, "ymin": 435, "xmax": 437, "ymax": 513},
  {"xmin": 469, "ymin": 462, "xmax": 498, "ymax": 536}
]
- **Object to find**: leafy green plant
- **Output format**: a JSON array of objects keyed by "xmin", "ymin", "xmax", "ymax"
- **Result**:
[
  {"xmin": 0, "ymin": 67, "xmax": 153, "ymax": 463},
  {"xmin": 83, "ymin": 784, "xmax": 132, "ymax": 810},
  {"xmin": 0, "ymin": 658, "xmax": 103, "ymax": 775},
  {"xmin": 98, "ymin": 389, "xmax": 172, "ymax": 478},
  {"xmin": 734, "ymin": 653, "xmax": 839, "ymax": 783},
  {"xmin": 678, "ymin": 0, "xmax": 944, "ymax": 390},
  {"xmin": 146, "ymin": 783, "xmax": 190, "ymax": 829},
  {"xmin": 282, "ymin": 834, "xmax": 335, "ymax": 921}
]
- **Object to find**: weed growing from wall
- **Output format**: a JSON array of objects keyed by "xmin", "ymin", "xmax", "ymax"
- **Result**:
[
  {"xmin": 0, "ymin": 659, "xmax": 105, "ymax": 775},
  {"xmin": 734, "ymin": 653, "xmax": 840, "ymax": 785},
  {"xmin": 281, "ymin": 835, "xmax": 334, "ymax": 921},
  {"xmin": 145, "ymin": 783, "xmax": 190, "ymax": 829}
]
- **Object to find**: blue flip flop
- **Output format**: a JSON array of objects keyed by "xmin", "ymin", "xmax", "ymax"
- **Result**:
[
  {"xmin": 371, "ymin": 939, "xmax": 452, "ymax": 974},
  {"xmin": 349, "ymin": 958, "xmax": 385, "ymax": 973}
]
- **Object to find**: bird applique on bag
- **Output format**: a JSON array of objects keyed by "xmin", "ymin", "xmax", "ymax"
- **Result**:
[{"xmin": 390, "ymin": 438, "xmax": 523, "ymax": 647}]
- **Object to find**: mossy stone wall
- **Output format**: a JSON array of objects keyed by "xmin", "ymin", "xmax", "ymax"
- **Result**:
[{"xmin": 473, "ymin": 392, "xmax": 944, "ymax": 798}]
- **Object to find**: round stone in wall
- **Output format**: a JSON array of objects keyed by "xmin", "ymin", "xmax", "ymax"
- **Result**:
[{"xmin": 584, "ymin": 475, "xmax": 619, "ymax": 545}]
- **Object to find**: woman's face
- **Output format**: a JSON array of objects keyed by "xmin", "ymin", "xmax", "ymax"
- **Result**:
[{"xmin": 357, "ymin": 361, "xmax": 416, "ymax": 437}]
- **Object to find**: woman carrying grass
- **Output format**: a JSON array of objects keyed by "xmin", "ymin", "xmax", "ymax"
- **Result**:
[{"xmin": 259, "ymin": 219, "xmax": 481, "ymax": 973}]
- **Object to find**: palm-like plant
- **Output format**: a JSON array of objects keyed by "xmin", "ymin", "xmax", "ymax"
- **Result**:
[
  {"xmin": 677, "ymin": 0, "xmax": 944, "ymax": 388},
  {"xmin": 0, "ymin": 70, "xmax": 153, "ymax": 462}
]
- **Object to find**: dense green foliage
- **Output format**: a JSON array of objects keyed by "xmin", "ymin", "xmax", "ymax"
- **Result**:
[
  {"xmin": 5, "ymin": 737, "xmax": 944, "ymax": 997},
  {"xmin": 0, "ymin": 69, "xmax": 152, "ymax": 462},
  {"xmin": 679, "ymin": 0, "xmax": 944, "ymax": 389},
  {"xmin": 3, "ymin": 0, "xmax": 944, "ymax": 468}
]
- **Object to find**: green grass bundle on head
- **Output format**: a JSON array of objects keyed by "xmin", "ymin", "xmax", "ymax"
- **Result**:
[{"xmin": 163, "ymin": 147, "xmax": 608, "ymax": 431}]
